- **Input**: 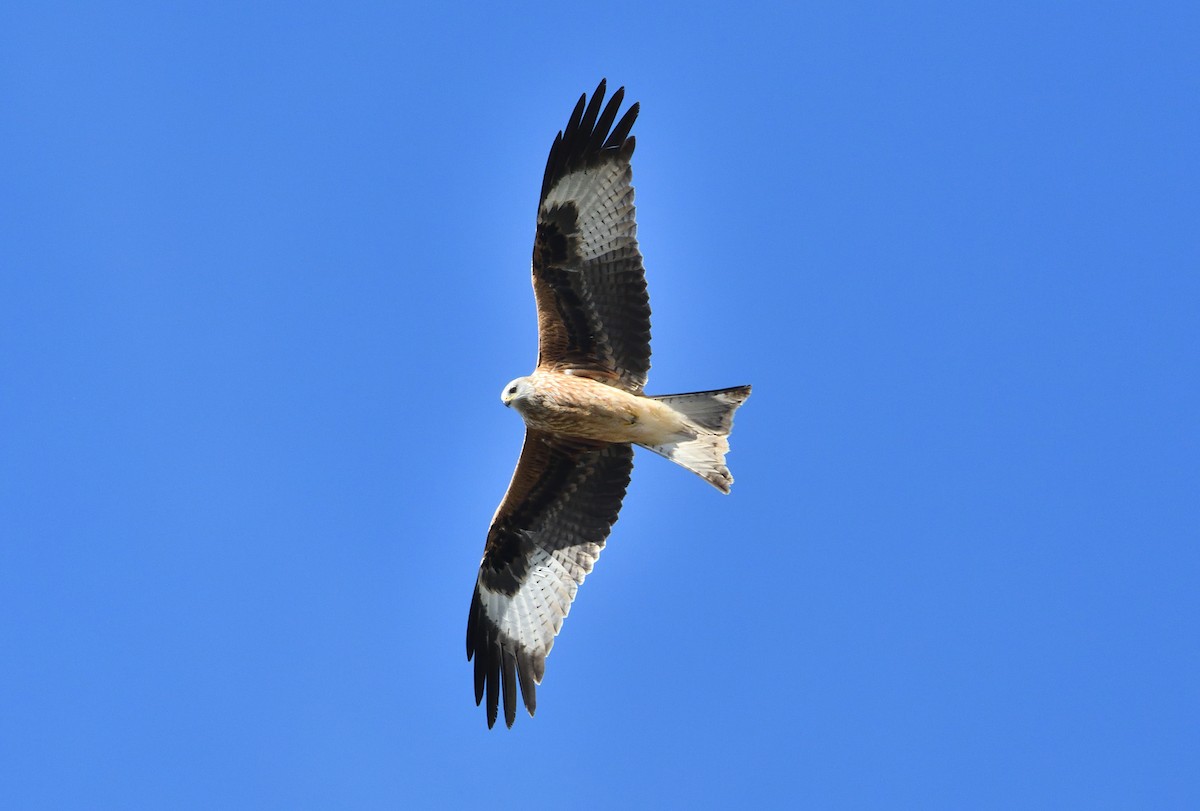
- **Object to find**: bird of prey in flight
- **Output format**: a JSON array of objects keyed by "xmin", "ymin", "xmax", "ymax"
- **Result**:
[{"xmin": 466, "ymin": 80, "xmax": 751, "ymax": 728}]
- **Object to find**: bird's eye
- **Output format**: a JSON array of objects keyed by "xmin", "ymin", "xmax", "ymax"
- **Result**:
[{"xmin": 508, "ymin": 386, "xmax": 518, "ymax": 395}]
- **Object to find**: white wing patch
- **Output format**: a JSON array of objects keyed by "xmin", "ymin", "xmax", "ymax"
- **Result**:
[
  {"xmin": 477, "ymin": 539, "xmax": 604, "ymax": 679},
  {"xmin": 542, "ymin": 165, "xmax": 637, "ymax": 263}
]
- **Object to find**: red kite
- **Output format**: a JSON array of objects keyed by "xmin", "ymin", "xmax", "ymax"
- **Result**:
[{"xmin": 467, "ymin": 81, "xmax": 751, "ymax": 728}]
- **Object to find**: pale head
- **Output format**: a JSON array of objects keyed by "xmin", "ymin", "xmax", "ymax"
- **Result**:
[{"xmin": 500, "ymin": 377, "xmax": 534, "ymax": 408}]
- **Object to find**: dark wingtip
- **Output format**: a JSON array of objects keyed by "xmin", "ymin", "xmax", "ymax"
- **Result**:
[
  {"xmin": 605, "ymin": 101, "xmax": 639, "ymax": 150},
  {"xmin": 468, "ymin": 586, "xmax": 534, "ymax": 729},
  {"xmin": 501, "ymin": 649, "xmax": 517, "ymax": 728},
  {"xmin": 540, "ymin": 81, "xmax": 639, "ymax": 204}
]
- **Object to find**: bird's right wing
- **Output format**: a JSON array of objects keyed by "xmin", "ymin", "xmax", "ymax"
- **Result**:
[{"xmin": 466, "ymin": 429, "xmax": 634, "ymax": 728}]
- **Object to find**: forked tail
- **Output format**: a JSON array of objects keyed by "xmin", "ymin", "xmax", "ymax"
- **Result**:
[{"xmin": 639, "ymin": 385, "xmax": 751, "ymax": 493}]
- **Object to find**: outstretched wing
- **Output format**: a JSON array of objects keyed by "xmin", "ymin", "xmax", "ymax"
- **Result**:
[
  {"xmin": 467, "ymin": 430, "xmax": 634, "ymax": 728},
  {"xmin": 533, "ymin": 79, "xmax": 651, "ymax": 393}
]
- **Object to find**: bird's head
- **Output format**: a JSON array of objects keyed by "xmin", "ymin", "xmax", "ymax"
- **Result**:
[{"xmin": 500, "ymin": 377, "xmax": 533, "ymax": 409}]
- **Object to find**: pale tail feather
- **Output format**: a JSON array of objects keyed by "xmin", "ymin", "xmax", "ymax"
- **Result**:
[{"xmin": 639, "ymin": 385, "xmax": 751, "ymax": 494}]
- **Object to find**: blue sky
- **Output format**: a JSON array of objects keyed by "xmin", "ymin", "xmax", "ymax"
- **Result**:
[{"xmin": 2, "ymin": 2, "xmax": 1197, "ymax": 807}]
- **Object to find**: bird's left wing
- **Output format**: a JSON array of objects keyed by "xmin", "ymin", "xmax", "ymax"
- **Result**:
[
  {"xmin": 532, "ymin": 79, "xmax": 651, "ymax": 392},
  {"xmin": 467, "ymin": 430, "xmax": 634, "ymax": 728}
]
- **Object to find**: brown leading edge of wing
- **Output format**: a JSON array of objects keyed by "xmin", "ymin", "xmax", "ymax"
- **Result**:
[
  {"xmin": 532, "ymin": 79, "xmax": 652, "ymax": 393},
  {"xmin": 467, "ymin": 430, "xmax": 634, "ymax": 728}
]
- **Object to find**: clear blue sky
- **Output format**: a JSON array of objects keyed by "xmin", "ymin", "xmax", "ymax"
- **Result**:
[{"xmin": 2, "ymin": 2, "xmax": 1197, "ymax": 808}]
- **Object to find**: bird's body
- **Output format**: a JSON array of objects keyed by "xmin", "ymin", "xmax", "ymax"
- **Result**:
[
  {"xmin": 503, "ymin": 371, "xmax": 691, "ymax": 446},
  {"xmin": 466, "ymin": 80, "xmax": 751, "ymax": 728}
]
